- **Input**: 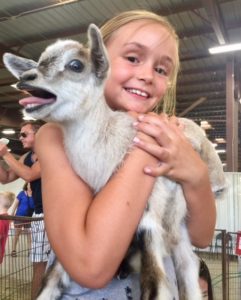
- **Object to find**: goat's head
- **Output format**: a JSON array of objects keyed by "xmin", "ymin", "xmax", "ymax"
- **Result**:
[{"xmin": 3, "ymin": 24, "xmax": 109, "ymax": 122}]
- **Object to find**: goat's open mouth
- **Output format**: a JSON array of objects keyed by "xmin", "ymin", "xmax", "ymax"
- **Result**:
[{"xmin": 18, "ymin": 83, "xmax": 56, "ymax": 113}]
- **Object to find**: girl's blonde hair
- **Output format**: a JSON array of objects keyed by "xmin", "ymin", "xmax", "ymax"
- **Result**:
[
  {"xmin": 100, "ymin": 10, "xmax": 180, "ymax": 115},
  {"xmin": 0, "ymin": 191, "xmax": 15, "ymax": 209}
]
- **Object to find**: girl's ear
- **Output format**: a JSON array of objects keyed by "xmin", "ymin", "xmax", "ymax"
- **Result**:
[
  {"xmin": 3, "ymin": 53, "xmax": 38, "ymax": 80},
  {"xmin": 88, "ymin": 23, "xmax": 109, "ymax": 81}
]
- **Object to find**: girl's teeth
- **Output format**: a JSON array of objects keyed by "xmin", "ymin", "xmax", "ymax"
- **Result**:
[{"xmin": 128, "ymin": 88, "xmax": 148, "ymax": 97}]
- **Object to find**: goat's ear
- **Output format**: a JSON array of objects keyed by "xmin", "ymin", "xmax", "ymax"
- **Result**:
[
  {"xmin": 88, "ymin": 24, "xmax": 109, "ymax": 80},
  {"xmin": 3, "ymin": 53, "xmax": 37, "ymax": 80}
]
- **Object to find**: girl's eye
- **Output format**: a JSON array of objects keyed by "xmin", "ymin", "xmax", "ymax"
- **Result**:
[
  {"xmin": 155, "ymin": 67, "xmax": 168, "ymax": 76},
  {"xmin": 126, "ymin": 56, "xmax": 139, "ymax": 63}
]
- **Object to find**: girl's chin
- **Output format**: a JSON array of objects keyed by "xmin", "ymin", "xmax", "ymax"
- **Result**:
[
  {"xmin": 126, "ymin": 103, "xmax": 153, "ymax": 114},
  {"xmin": 108, "ymin": 98, "xmax": 154, "ymax": 113},
  {"xmin": 128, "ymin": 98, "xmax": 157, "ymax": 112}
]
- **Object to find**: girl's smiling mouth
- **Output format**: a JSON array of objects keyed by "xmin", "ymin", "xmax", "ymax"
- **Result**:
[{"xmin": 124, "ymin": 87, "xmax": 150, "ymax": 98}]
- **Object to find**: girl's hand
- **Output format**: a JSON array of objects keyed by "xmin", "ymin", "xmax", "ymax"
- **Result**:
[
  {"xmin": 132, "ymin": 112, "xmax": 208, "ymax": 186},
  {"xmin": 133, "ymin": 112, "xmax": 216, "ymax": 248}
]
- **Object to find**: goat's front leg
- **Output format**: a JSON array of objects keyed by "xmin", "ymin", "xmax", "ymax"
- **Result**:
[
  {"xmin": 36, "ymin": 258, "xmax": 70, "ymax": 300},
  {"xmin": 173, "ymin": 224, "xmax": 202, "ymax": 300},
  {"xmin": 139, "ymin": 229, "xmax": 173, "ymax": 300}
]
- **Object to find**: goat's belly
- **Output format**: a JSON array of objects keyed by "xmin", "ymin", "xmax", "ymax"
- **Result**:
[
  {"xmin": 137, "ymin": 211, "xmax": 169, "ymax": 259},
  {"xmin": 138, "ymin": 212, "xmax": 162, "ymax": 234}
]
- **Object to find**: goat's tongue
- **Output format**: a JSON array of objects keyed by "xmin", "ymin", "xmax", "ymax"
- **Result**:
[{"xmin": 19, "ymin": 96, "xmax": 55, "ymax": 107}]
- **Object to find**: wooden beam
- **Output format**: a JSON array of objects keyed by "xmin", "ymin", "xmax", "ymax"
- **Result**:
[
  {"xmin": 177, "ymin": 78, "xmax": 225, "ymax": 87},
  {"xmin": 202, "ymin": 0, "xmax": 229, "ymax": 44},
  {"xmin": 179, "ymin": 65, "xmax": 224, "ymax": 75},
  {"xmin": 226, "ymin": 57, "xmax": 238, "ymax": 171},
  {"xmin": 178, "ymin": 97, "xmax": 207, "ymax": 117},
  {"xmin": 0, "ymin": 108, "xmax": 22, "ymax": 127},
  {"xmin": 0, "ymin": 78, "xmax": 16, "ymax": 87}
]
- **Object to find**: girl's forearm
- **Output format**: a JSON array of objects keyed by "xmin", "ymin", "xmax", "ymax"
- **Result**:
[{"xmin": 183, "ymin": 173, "xmax": 216, "ymax": 248}]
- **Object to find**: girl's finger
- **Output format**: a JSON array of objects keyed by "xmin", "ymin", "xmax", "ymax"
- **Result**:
[
  {"xmin": 133, "ymin": 137, "xmax": 170, "ymax": 162},
  {"xmin": 137, "ymin": 113, "xmax": 168, "ymax": 128},
  {"xmin": 136, "ymin": 113, "xmax": 184, "ymax": 142},
  {"xmin": 143, "ymin": 162, "xmax": 171, "ymax": 177},
  {"xmin": 139, "ymin": 113, "xmax": 185, "ymax": 136},
  {"xmin": 133, "ymin": 120, "xmax": 172, "ymax": 147}
]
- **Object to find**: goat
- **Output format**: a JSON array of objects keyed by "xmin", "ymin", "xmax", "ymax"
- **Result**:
[{"xmin": 3, "ymin": 24, "xmax": 226, "ymax": 300}]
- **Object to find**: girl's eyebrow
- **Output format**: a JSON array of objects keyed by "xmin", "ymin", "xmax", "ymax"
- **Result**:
[
  {"xmin": 123, "ymin": 42, "xmax": 145, "ymax": 50},
  {"xmin": 161, "ymin": 56, "xmax": 174, "ymax": 68},
  {"xmin": 123, "ymin": 42, "xmax": 174, "ymax": 67}
]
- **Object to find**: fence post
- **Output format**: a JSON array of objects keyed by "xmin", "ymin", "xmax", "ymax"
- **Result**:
[{"xmin": 221, "ymin": 230, "xmax": 228, "ymax": 300}]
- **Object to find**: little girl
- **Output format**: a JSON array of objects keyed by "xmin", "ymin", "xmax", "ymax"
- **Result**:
[
  {"xmin": 35, "ymin": 10, "xmax": 222, "ymax": 299},
  {"xmin": 0, "ymin": 191, "xmax": 15, "ymax": 263}
]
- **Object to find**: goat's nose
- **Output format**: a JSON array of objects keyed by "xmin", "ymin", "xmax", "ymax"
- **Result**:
[{"xmin": 20, "ymin": 72, "xmax": 37, "ymax": 81}]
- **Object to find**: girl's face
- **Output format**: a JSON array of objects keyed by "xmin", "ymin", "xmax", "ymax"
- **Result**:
[
  {"xmin": 104, "ymin": 20, "xmax": 177, "ymax": 113},
  {"xmin": 199, "ymin": 277, "xmax": 208, "ymax": 299}
]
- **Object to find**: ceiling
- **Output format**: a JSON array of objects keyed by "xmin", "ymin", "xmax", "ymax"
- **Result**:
[{"xmin": 0, "ymin": 0, "xmax": 240, "ymax": 169}]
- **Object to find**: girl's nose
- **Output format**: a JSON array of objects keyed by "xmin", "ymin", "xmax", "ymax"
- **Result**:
[{"xmin": 137, "ymin": 64, "xmax": 154, "ymax": 83}]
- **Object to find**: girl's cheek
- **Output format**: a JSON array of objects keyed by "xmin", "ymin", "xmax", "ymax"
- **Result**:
[
  {"xmin": 154, "ymin": 81, "xmax": 168, "ymax": 98},
  {"xmin": 116, "ymin": 65, "xmax": 132, "ymax": 80},
  {"xmin": 162, "ymin": 78, "xmax": 170, "ymax": 93}
]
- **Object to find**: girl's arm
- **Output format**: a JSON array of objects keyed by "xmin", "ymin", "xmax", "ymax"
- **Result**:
[
  {"xmin": 132, "ymin": 113, "xmax": 216, "ymax": 248},
  {"xmin": 10, "ymin": 198, "xmax": 19, "ymax": 216},
  {"xmin": 35, "ymin": 123, "xmax": 159, "ymax": 288}
]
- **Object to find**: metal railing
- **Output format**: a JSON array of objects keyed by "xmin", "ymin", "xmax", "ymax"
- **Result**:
[
  {"xmin": 0, "ymin": 215, "xmax": 45, "ymax": 300},
  {"xmin": 1, "ymin": 218, "xmax": 241, "ymax": 300},
  {"xmin": 195, "ymin": 229, "xmax": 241, "ymax": 300}
]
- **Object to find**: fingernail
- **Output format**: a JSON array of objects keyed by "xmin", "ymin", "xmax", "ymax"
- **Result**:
[
  {"xmin": 133, "ymin": 121, "xmax": 139, "ymax": 127},
  {"xmin": 138, "ymin": 115, "xmax": 144, "ymax": 121},
  {"xmin": 133, "ymin": 136, "xmax": 140, "ymax": 143},
  {"xmin": 144, "ymin": 167, "xmax": 152, "ymax": 173}
]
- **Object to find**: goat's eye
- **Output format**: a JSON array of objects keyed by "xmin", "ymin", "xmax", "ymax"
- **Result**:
[{"xmin": 67, "ymin": 60, "xmax": 84, "ymax": 73}]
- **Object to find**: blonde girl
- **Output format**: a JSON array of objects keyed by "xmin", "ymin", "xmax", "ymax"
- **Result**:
[
  {"xmin": 0, "ymin": 191, "xmax": 15, "ymax": 264},
  {"xmin": 35, "ymin": 10, "xmax": 218, "ymax": 299}
]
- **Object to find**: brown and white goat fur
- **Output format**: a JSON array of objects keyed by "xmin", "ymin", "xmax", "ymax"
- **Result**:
[{"xmin": 3, "ymin": 24, "xmax": 225, "ymax": 300}]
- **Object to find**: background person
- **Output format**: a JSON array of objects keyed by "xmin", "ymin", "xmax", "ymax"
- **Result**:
[
  {"xmin": 0, "ymin": 120, "xmax": 50, "ymax": 300},
  {"xmin": 199, "ymin": 258, "xmax": 214, "ymax": 300},
  {"xmin": 11, "ymin": 182, "xmax": 34, "ymax": 257},
  {"xmin": 35, "ymin": 10, "xmax": 223, "ymax": 299},
  {"xmin": 0, "ymin": 191, "xmax": 15, "ymax": 264}
]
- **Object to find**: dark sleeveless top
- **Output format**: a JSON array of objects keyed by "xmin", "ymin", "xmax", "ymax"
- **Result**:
[{"xmin": 24, "ymin": 151, "xmax": 43, "ymax": 214}]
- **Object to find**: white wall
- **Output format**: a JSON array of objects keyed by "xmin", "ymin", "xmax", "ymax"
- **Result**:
[
  {"xmin": 1, "ymin": 172, "xmax": 240, "ymax": 232},
  {"xmin": 215, "ymin": 172, "xmax": 241, "ymax": 232},
  {"xmin": 0, "ymin": 178, "xmax": 25, "ymax": 195}
]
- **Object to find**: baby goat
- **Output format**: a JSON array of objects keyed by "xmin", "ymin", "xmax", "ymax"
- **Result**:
[{"xmin": 3, "ymin": 24, "xmax": 225, "ymax": 300}]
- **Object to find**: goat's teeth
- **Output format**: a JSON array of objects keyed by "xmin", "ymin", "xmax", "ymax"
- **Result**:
[{"xmin": 26, "ymin": 103, "xmax": 38, "ymax": 108}]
